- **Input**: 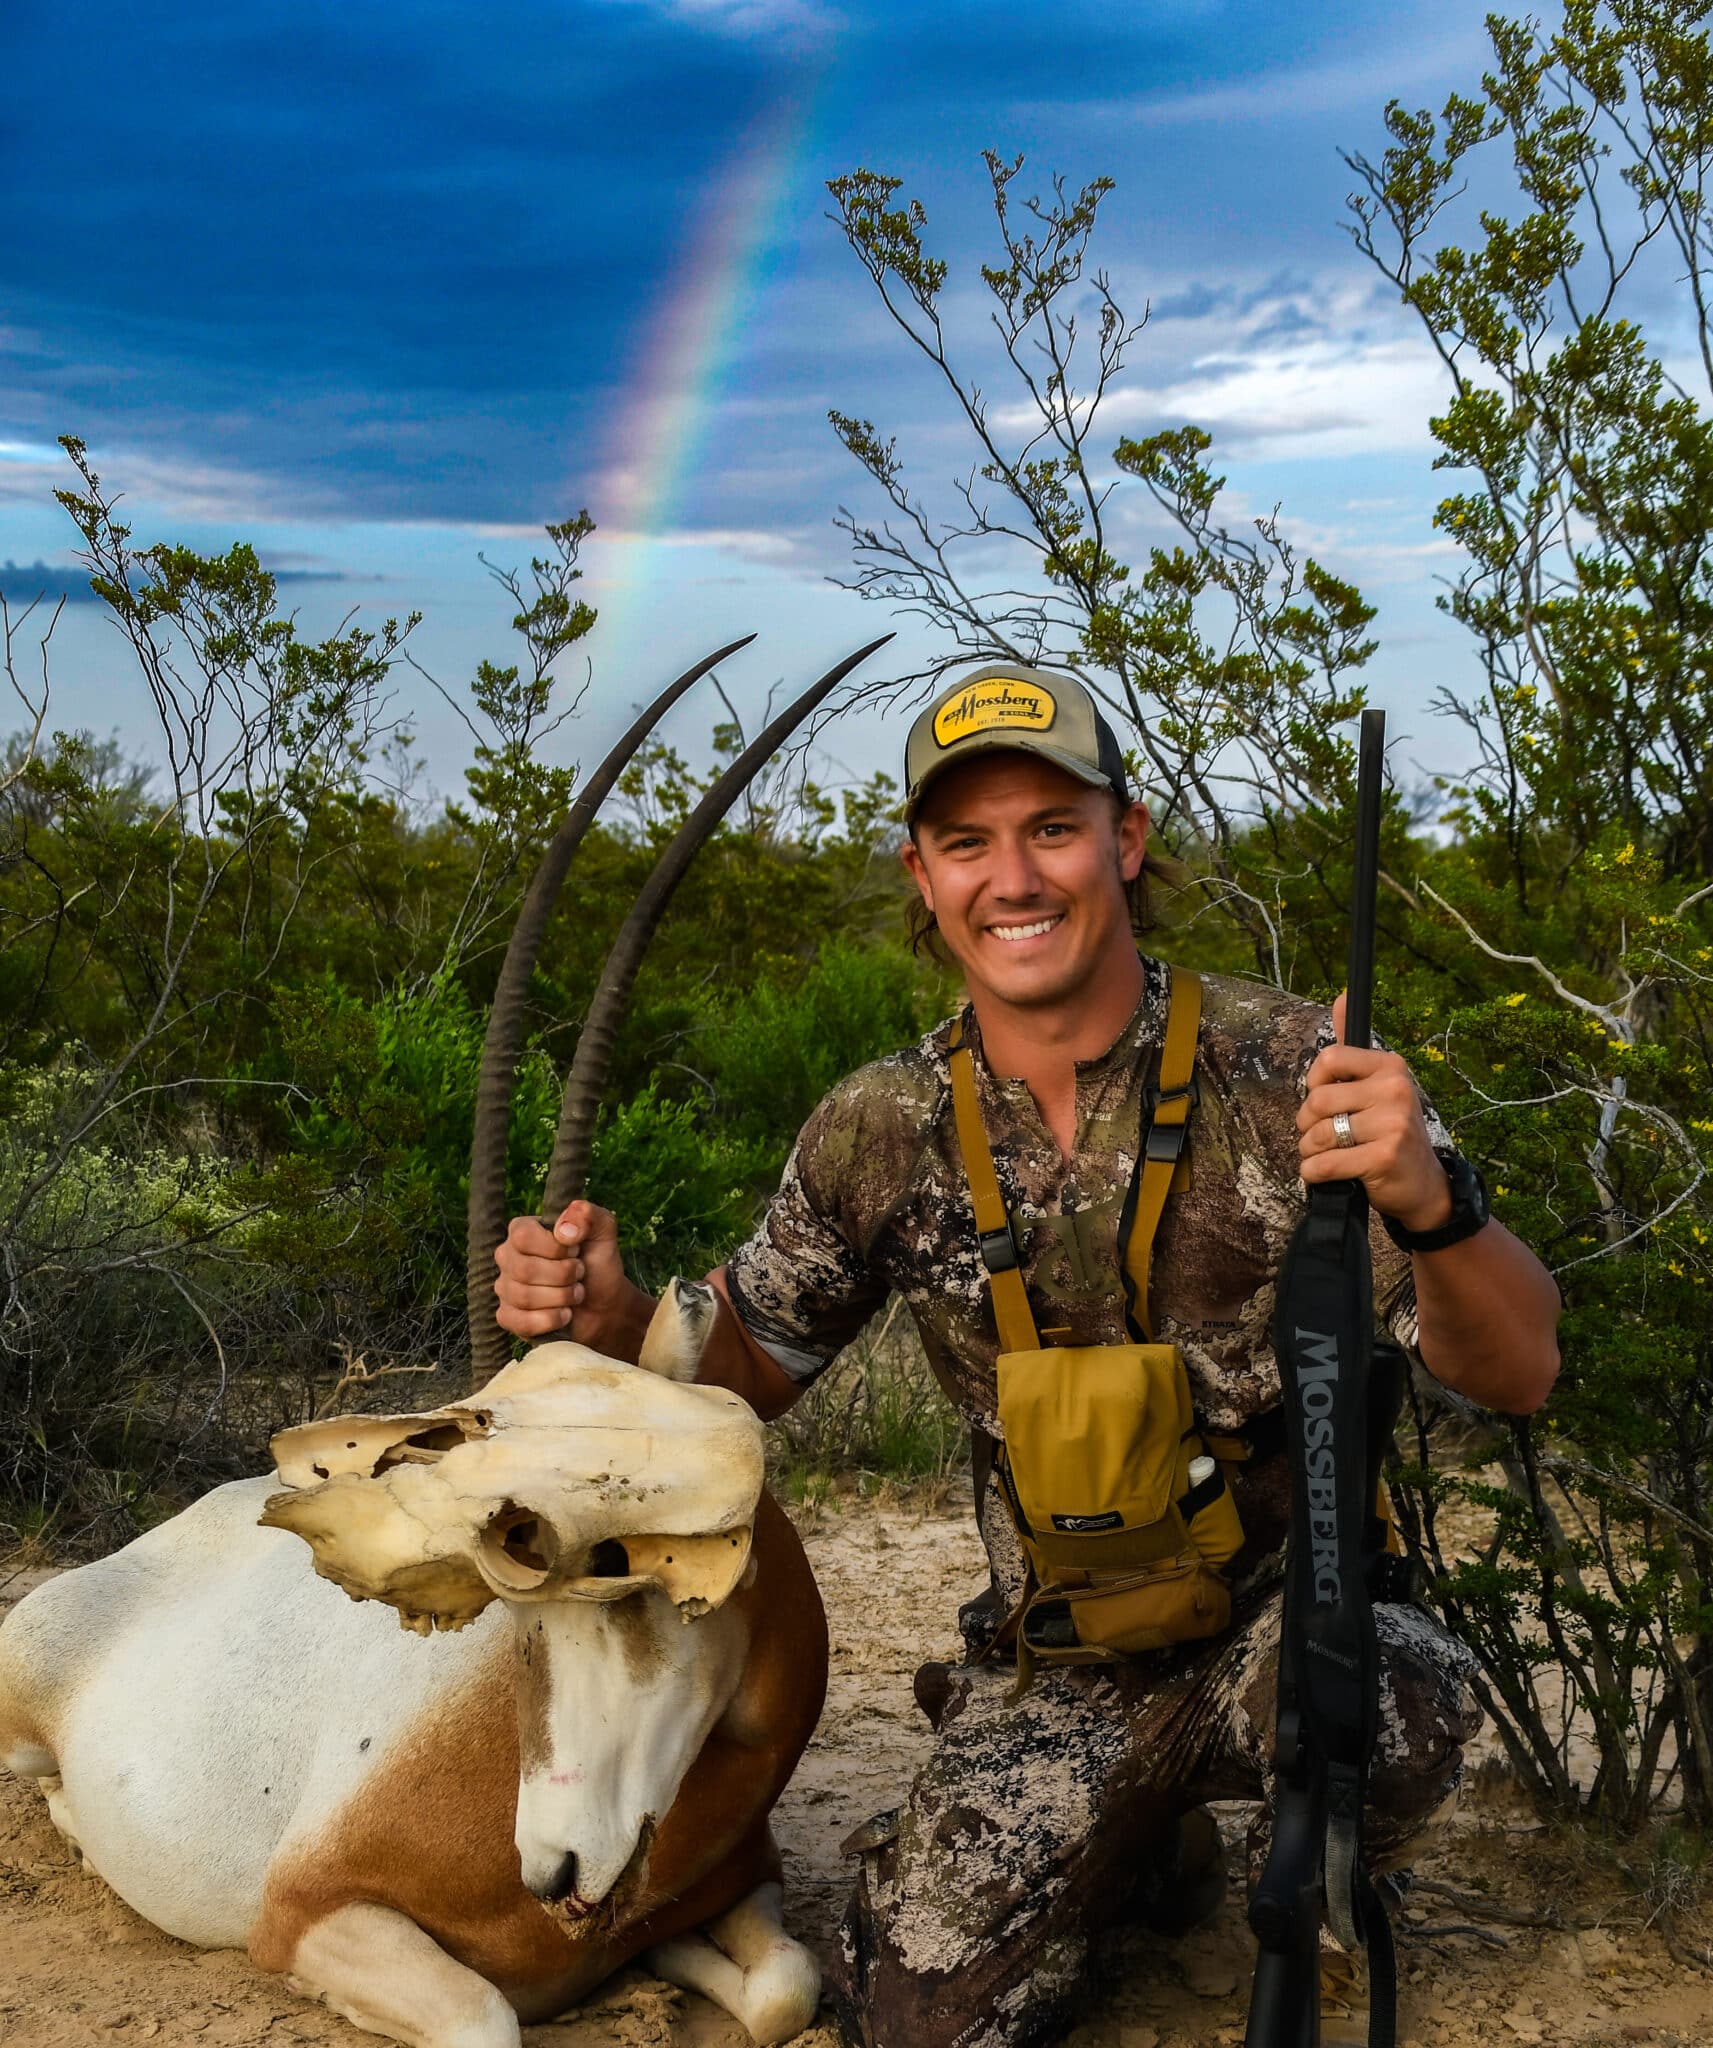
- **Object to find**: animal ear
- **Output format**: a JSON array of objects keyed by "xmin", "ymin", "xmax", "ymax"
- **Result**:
[
  {"xmin": 260, "ymin": 1473, "xmax": 495, "ymax": 1637},
  {"xmin": 270, "ymin": 1404, "xmax": 491, "ymax": 1490},
  {"xmin": 637, "ymin": 1277, "xmax": 719, "ymax": 1382}
]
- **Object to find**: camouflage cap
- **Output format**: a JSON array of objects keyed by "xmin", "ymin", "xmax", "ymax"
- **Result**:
[{"xmin": 904, "ymin": 662, "xmax": 1130, "ymax": 822}]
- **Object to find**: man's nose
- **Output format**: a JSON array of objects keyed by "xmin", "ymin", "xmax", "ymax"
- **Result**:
[{"xmin": 986, "ymin": 835, "xmax": 1045, "ymax": 900}]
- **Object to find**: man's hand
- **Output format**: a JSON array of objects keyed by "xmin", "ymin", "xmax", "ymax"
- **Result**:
[
  {"xmin": 1296, "ymin": 991, "xmax": 1452, "ymax": 1232},
  {"xmin": 493, "ymin": 1199, "xmax": 648, "ymax": 1355}
]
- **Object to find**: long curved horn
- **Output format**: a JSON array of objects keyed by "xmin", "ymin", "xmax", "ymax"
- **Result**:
[
  {"xmin": 466, "ymin": 637, "xmax": 756, "ymax": 1384},
  {"xmin": 538, "ymin": 632, "xmax": 894, "ymax": 1233}
]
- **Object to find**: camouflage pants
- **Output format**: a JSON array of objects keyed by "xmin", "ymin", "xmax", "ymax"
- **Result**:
[{"xmin": 830, "ymin": 1594, "xmax": 1482, "ymax": 2048}]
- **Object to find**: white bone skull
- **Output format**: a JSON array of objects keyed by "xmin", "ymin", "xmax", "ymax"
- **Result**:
[{"xmin": 261, "ymin": 1338, "xmax": 763, "ymax": 1635}]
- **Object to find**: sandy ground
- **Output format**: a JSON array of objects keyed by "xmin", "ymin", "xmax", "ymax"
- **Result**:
[{"xmin": 2, "ymin": 1484, "xmax": 1709, "ymax": 2048}]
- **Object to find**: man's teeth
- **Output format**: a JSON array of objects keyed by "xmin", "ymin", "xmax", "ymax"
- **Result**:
[{"xmin": 989, "ymin": 916, "xmax": 1063, "ymax": 942}]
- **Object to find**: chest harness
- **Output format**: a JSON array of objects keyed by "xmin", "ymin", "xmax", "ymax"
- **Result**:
[
  {"xmin": 950, "ymin": 964, "xmax": 1400, "ymax": 1678},
  {"xmin": 951, "ymin": 966, "xmax": 1244, "ymax": 1672}
]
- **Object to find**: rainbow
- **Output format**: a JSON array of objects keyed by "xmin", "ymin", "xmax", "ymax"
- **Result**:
[{"xmin": 590, "ymin": 84, "xmax": 820, "ymax": 663}]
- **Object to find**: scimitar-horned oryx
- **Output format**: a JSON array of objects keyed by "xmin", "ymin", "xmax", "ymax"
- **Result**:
[{"xmin": 0, "ymin": 633, "xmax": 890, "ymax": 2048}]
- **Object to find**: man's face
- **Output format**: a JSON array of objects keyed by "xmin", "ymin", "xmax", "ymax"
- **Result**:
[{"xmin": 901, "ymin": 753, "xmax": 1149, "ymax": 1012}]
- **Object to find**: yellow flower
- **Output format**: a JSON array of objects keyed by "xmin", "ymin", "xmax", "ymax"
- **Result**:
[
  {"xmin": 1418, "ymin": 1045, "xmax": 1447, "ymax": 1062},
  {"xmin": 1495, "ymin": 1184, "xmax": 1510, "ymax": 1196},
  {"xmin": 1615, "ymin": 842, "xmax": 1635, "ymax": 865},
  {"xmin": 1692, "ymin": 1119, "xmax": 1713, "ymax": 1135},
  {"xmin": 1667, "ymin": 1260, "xmax": 1685, "ymax": 1277},
  {"xmin": 1505, "ymin": 992, "xmax": 1527, "ymax": 1007}
]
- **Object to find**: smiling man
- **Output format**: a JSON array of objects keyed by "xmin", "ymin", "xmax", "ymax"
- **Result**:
[{"xmin": 494, "ymin": 661, "xmax": 1560, "ymax": 2048}]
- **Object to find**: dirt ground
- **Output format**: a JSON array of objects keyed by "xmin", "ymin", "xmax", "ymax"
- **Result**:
[{"xmin": 2, "ymin": 1484, "xmax": 1709, "ymax": 2048}]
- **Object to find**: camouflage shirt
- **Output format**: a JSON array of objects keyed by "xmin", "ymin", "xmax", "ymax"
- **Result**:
[{"xmin": 725, "ymin": 954, "xmax": 1451, "ymax": 1592}]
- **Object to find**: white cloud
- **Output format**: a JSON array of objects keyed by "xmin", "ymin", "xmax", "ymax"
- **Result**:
[
  {"xmin": 593, "ymin": 0, "xmax": 839, "ymax": 39},
  {"xmin": 0, "ymin": 435, "xmax": 319, "ymax": 523},
  {"xmin": 1049, "ymin": 29, "xmax": 1487, "ymax": 129},
  {"xmin": 986, "ymin": 276, "xmax": 1454, "ymax": 465},
  {"xmin": 1123, "ymin": 331, "xmax": 1448, "ymax": 460},
  {"xmin": 0, "ymin": 438, "xmax": 65, "ymax": 467}
]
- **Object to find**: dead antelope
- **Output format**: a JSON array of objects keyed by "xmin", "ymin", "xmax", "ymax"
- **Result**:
[{"xmin": 0, "ymin": 634, "xmax": 887, "ymax": 2048}]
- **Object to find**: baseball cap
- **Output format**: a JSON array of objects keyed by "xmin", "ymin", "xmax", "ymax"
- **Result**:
[{"xmin": 903, "ymin": 662, "xmax": 1130, "ymax": 823}]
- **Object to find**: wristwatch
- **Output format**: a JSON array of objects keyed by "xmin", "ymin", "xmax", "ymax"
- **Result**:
[{"xmin": 1381, "ymin": 1147, "xmax": 1491, "ymax": 1254}]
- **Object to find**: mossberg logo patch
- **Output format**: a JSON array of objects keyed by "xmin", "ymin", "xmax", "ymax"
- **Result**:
[
  {"xmin": 1296, "ymin": 1326, "xmax": 1343, "ymax": 1604},
  {"xmin": 932, "ymin": 678, "xmax": 1056, "ymax": 746},
  {"xmin": 1051, "ymin": 1510, "xmax": 1123, "ymax": 1533}
]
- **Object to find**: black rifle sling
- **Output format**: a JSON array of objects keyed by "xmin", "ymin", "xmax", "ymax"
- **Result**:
[{"xmin": 1262, "ymin": 1177, "xmax": 1396, "ymax": 2047}]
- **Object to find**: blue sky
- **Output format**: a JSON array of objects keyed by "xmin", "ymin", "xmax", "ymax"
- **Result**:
[{"xmin": 0, "ymin": 0, "xmax": 1509, "ymax": 806}]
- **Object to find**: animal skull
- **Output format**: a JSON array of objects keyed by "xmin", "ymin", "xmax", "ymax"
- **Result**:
[{"xmin": 262, "ymin": 1292, "xmax": 762, "ymax": 1637}]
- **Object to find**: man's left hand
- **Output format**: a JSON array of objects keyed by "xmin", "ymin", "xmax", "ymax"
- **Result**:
[{"xmin": 1297, "ymin": 991, "xmax": 1452, "ymax": 1233}]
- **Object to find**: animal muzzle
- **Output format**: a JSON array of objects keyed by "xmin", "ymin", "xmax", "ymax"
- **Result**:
[
  {"xmin": 528, "ymin": 1850, "xmax": 594, "ymax": 1915},
  {"xmin": 519, "ymin": 1818, "xmax": 656, "ymax": 1915}
]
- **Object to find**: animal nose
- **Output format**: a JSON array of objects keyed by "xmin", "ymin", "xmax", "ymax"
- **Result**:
[{"xmin": 535, "ymin": 1850, "xmax": 586, "ymax": 1907}]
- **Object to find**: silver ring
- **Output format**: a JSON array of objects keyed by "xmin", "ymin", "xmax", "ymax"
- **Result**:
[{"xmin": 1331, "ymin": 1110, "xmax": 1356, "ymax": 1150}]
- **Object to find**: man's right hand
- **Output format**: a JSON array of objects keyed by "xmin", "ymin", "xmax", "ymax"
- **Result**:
[{"xmin": 493, "ymin": 1199, "xmax": 641, "ymax": 1350}]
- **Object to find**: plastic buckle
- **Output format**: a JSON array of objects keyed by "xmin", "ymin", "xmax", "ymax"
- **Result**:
[
  {"xmin": 1144, "ymin": 1076, "xmax": 1198, "ymax": 1164},
  {"xmin": 1145, "ymin": 1076, "xmax": 1200, "ymax": 1111},
  {"xmin": 978, "ymin": 1225, "xmax": 1020, "ymax": 1273}
]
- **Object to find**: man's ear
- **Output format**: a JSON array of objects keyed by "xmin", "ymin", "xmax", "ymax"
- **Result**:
[
  {"xmin": 900, "ymin": 834, "xmax": 935, "ymax": 914},
  {"xmin": 1117, "ymin": 798, "xmax": 1150, "ymax": 883}
]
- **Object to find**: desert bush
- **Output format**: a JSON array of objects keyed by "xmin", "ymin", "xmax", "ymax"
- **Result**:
[
  {"xmin": 770, "ymin": 1299, "xmax": 966, "ymax": 1505},
  {"xmin": 0, "ymin": 446, "xmax": 948, "ymax": 1551}
]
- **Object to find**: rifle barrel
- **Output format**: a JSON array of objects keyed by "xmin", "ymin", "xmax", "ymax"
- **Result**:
[{"xmin": 1342, "ymin": 709, "xmax": 1386, "ymax": 1053}]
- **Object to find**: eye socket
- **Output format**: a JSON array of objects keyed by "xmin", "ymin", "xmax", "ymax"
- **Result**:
[
  {"xmin": 375, "ymin": 1419, "xmax": 488, "ymax": 1475},
  {"xmin": 480, "ymin": 1502, "xmax": 560, "ymax": 1590}
]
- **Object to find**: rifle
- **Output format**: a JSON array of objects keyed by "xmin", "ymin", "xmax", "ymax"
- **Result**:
[{"xmin": 1244, "ymin": 709, "xmax": 1409, "ymax": 2048}]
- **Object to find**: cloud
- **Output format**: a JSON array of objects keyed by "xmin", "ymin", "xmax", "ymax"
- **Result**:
[
  {"xmin": 0, "ymin": 559, "xmax": 98, "ymax": 604},
  {"xmin": 0, "ymin": 552, "xmax": 378, "ymax": 612},
  {"xmin": 1128, "ymin": 331, "xmax": 1447, "ymax": 460},
  {"xmin": 1019, "ymin": 19, "xmax": 1486, "ymax": 130},
  {"xmin": 0, "ymin": 438, "xmax": 65, "ymax": 466},
  {"xmin": 596, "ymin": 0, "xmax": 839, "ymax": 34},
  {"xmin": 0, "ymin": 434, "xmax": 318, "ymax": 523},
  {"xmin": 1125, "ymin": 36, "xmax": 1485, "ymax": 126},
  {"xmin": 984, "ymin": 276, "xmax": 1453, "ymax": 465}
]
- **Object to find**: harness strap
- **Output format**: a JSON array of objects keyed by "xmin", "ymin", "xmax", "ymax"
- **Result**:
[
  {"xmin": 949, "ymin": 969, "xmax": 1203, "ymax": 1355},
  {"xmin": 1121, "ymin": 969, "xmax": 1202, "ymax": 1341},
  {"xmin": 948, "ymin": 1017, "xmax": 1042, "ymax": 1355}
]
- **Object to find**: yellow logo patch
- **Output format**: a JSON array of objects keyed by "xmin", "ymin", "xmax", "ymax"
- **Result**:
[{"xmin": 932, "ymin": 677, "xmax": 1057, "ymax": 746}]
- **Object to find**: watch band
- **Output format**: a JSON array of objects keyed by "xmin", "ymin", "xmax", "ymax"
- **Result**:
[{"xmin": 1381, "ymin": 1150, "xmax": 1490, "ymax": 1254}]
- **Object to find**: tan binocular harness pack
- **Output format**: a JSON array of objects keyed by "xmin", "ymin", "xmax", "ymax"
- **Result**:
[{"xmin": 950, "ymin": 966, "xmax": 1400, "ymax": 1678}]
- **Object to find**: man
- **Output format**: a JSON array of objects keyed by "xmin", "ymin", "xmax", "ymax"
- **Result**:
[{"xmin": 495, "ymin": 663, "xmax": 1560, "ymax": 2048}]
